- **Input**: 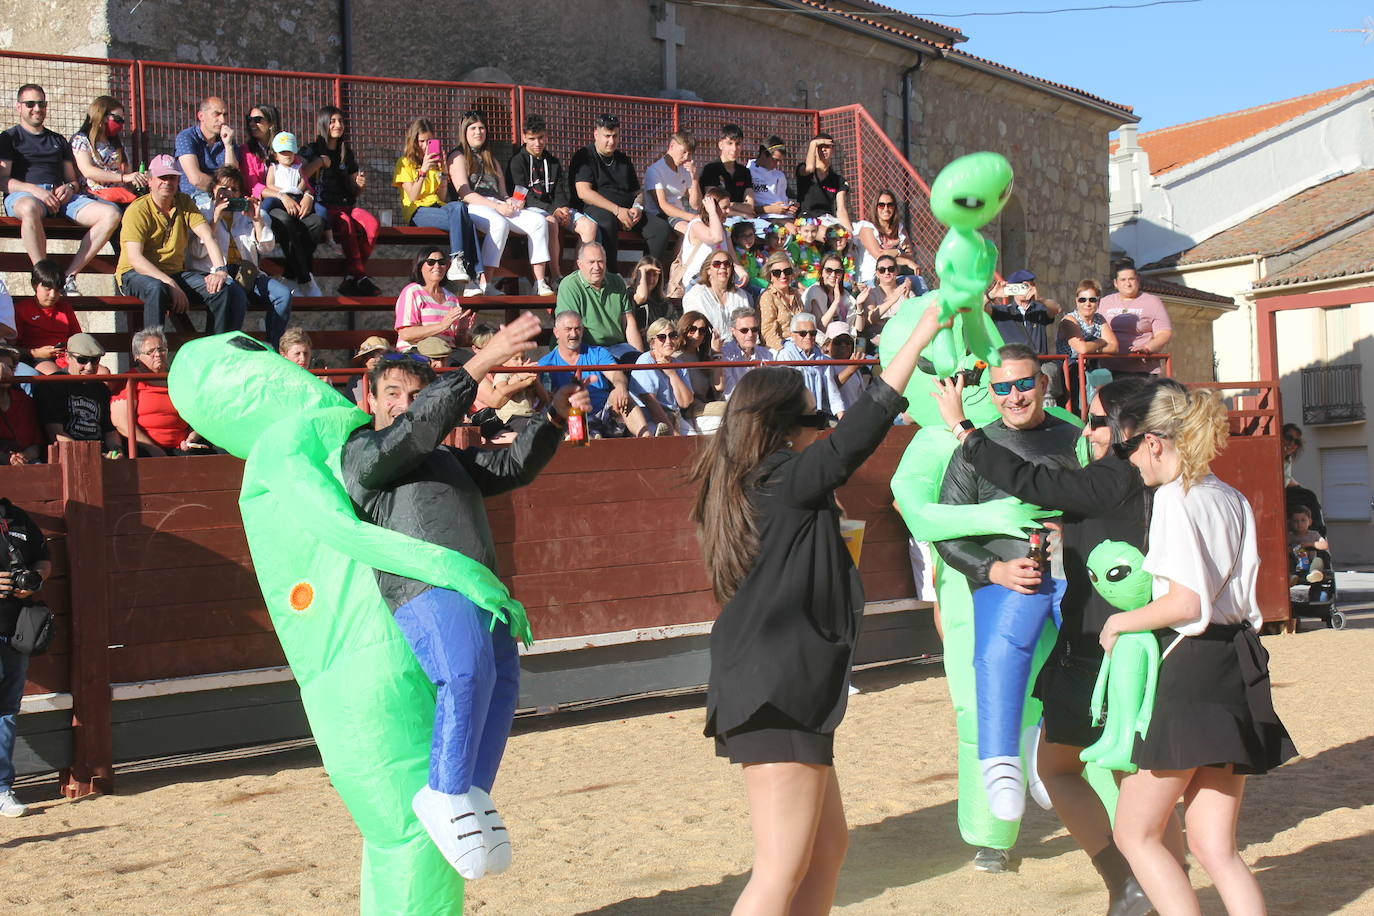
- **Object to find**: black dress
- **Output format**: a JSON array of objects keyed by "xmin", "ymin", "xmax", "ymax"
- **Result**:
[{"xmin": 705, "ymin": 379, "xmax": 906, "ymax": 765}]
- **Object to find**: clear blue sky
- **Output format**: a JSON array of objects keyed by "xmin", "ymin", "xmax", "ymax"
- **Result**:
[{"xmin": 894, "ymin": 0, "xmax": 1374, "ymax": 132}]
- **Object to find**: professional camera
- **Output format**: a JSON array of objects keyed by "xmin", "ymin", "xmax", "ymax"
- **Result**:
[{"xmin": 9, "ymin": 567, "xmax": 42, "ymax": 592}]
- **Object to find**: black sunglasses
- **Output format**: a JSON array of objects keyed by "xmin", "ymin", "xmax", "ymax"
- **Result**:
[
  {"xmin": 796, "ymin": 412, "xmax": 829, "ymax": 429},
  {"xmin": 1088, "ymin": 414, "xmax": 1110, "ymax": 429},
  {"xmin": 686, "ymin": 325, "xmax": 708, "ymax": 334},
  {"xmin": 876, "ymin": 265, "xmax": 897, "ymax": 274},
  {"xmin": 794, "ymin": 329, "xmax": 817, "ymax": 338},
  {"xmin": 770, "ymin": 267, "xmax": 794, "ymax": 278},
  {"xmin": 382, "ymin": 351, "xmax": 430, "ymax": 364},
  {"xmin": 653, "ymin": 332, "xmax": 679, "ymax": 342},
  {"xmin": 247, "ymin": 115, "xmax": 267, "ymax": 124},
  {"xmin": 989, "ymin": 375, "xmax": 1038, "ymax": 396},
  {"xmin": 735, "ymin": 326, "xmax": 760, "ymax": 335},
  {"xmin": 422, "ymin": 257, "xmax": 446, "ymax": 266},
  {"xmin": 822, "ymin": 266, "xmax": 843, "ymax": 274},
  {"xmin": 20, "ymin": 99, "xmax": 47, "ymax": 109},
  {"xmin": 1077, "ymin": 296, "xmax": 1099, "ymax": 303},
  {"xmin": 463, "ymin": 110, "xmax": 485, "ymax": 120},
  {"xmin": 72, "ymin": 355, "xmax": 101, "ymax": 365},
  {"xmin": 876, "ymin": 201, "xmax": 896, "ymax": 208},
  {"xmin": 1112, "ymin": 430, "xmax": 1170, "ymax": 460}
]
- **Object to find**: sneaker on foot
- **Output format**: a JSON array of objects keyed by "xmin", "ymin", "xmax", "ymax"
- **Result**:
[
  {"xmin": 0, "ymin": 789, "xmax": 27, "ymax": 818},
  {"xmin": 461, "ymin": 284, "xmax": 485, "ymax": 298},
  {"xmin": 412, "ymin": 785, "xmax": 487, "ymax": 879},
  {"xmin": 446, "ymin": 254, "xmax": 470, "ymax": 283},
  {"xmin": 354, "ymin": 275, "xmax": 382, "ymax": 297},
  {"xmin": 469, "ymin": 787, "xmax": 511, "ymax": 875},
  {"xmin": 653, "ymin": 422, "xmax": 671, "ymax": 437},
  {"xmin": 535, "ymin": 278, "xmax": 554, "ymax": 297},
  {"xmin": 63, "ymin": 275, "xmax": 80, "ymax": 296},
  {"xmin": 336, "ymin": 277, "xmax": 359, "ymax": 297},
  {"xmin": 972, "ymin": 847, "xmax": 1008, "ymax": 873},
  {"xmin": 1306, "ymin": 569, "xmax": 1324, "ymax": 584}
]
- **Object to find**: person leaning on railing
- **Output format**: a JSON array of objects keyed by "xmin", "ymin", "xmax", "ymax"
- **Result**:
[
  {"xmin": 1098, "ymin": 260, "xmax": 1172, "ymax": 375},
  {"xmin": 0, "ymin": 346, "xmax": 42, "ymax": 465},
  {"xmin": 32, "ymin": 333, "xmax": 122, "ymax": 458},
  {"xmin": 109, "ymin": 327, "xmax": 213, "ymax": 457}
]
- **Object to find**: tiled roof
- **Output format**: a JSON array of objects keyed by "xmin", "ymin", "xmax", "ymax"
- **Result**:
[
  {"xmin": 1124, "ymin": 79, "xmax": 1374, "ymax": 176},
  {"xmin": 1146, "ymin": 170, "xmax": 1374, "ymax": 269},
  {"xmin": 1140, "ymin": 277, "xmax": 1235, "ymax": 306},
  {"xmin": 1254, "ymin": 223, "xmax": 1374, "ymax": 289},
  {"xmin": 830, "ymin": 0, "xmax": 965, "ymax": 41}
]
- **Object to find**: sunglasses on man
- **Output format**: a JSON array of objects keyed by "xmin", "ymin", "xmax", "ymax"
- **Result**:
[
  {"xmin": 72, "ymin": 355, "xmax": 101, "ymax": 366},
  {"xmin": 20, "ymin": 100, "xmax": 47, "ymax": 109},
  {"xmin": 793, "ymin": 329, "xmax": 818, "ymax": 338},
  {"xmin": 989, "ymin": 375, "xmax": 1038, "ymax": 396}
]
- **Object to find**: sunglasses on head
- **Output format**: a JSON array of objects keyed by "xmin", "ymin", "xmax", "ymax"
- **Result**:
[
  {"xmin": 1077, "ymin": 295, "xmax": 1099, "ymax": 303},
  {"xmin": 422, "ymin": 257, "xmax": 446, "ymax": 266},
  {"xmin": 796, "ymin": 412, "xmax": 829, "ymax": 429},
  {"xmin": 770, "ymin": 267, "xmax": 794, "ymax": 277},
  {"xmin": 20, "ymin": 99, "xmax": 47, "ymax": 109},
  {"xmin": 463, "ymin": 109, "xmax": 485, "ymax": 120},
  {"xmin": 596, "ymin": 114, "xmax": 620, "ymax": 130},
  {"xmin": 989, "ymin": 375, "xmax": 1038, "ymax": 396},
  {"xmin": 1088, "ymin": 414, "xmax": 1110, "ymax": 429},
  {"xmin": 72, "ymin": 355, "xmax": 101, "ymax": 365},
  {"xmin": 382, "ymin": 351, "xmax": 430, "ymax": 364},
  {"xmin": 653, "ymin": 331, "xmax": 679, "ymax": 342}
]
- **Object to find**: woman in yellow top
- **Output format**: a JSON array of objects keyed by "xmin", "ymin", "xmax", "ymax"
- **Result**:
[{"xmin": 392, "ymin": 117, "xmax": 485, "ymax": 295}]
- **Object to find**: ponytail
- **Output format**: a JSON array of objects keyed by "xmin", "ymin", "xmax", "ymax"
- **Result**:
[{"xmin": 1122, "ymin": 379, "xmax": 1229, "ymax": 490}]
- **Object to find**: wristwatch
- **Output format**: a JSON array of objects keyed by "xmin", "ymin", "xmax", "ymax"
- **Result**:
[{"xmin": 951, "ymin": 419, "xmax": 975, "ymax": 436}]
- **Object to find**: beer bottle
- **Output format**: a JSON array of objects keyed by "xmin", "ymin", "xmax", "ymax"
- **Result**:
[
  {"xmin": 1026, "ymin": 529, "xmax": 1047, "ymax": 574},
  {"xmin": 566, "ymin": 403, "xmax": 589, "ymax": 447}
]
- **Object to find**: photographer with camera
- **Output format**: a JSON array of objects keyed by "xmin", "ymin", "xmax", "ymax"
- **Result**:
[
  {"xmin": 0, "ymin": 496, "xmax": 51, "ymax": 817},
  {"xmin": 985, "ymin": 269, "xmax": 1064, "ymax": 403}
]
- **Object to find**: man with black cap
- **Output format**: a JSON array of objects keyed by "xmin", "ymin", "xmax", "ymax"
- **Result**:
[
  {"xmin": 748, "ymin": 136, "xmax": 797, "ymax": 218},
  {"xmin": 33, "ymin": 332, "xmax": 122, "ymax": 457},
  {"xmin": 985, "ymin": 269, "xmax": 1063, "ymax": 400}
]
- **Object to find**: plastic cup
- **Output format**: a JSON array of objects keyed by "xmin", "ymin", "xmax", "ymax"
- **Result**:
[{"xmin": 840, "ymin": 519, "xmax": 866, "ymax": 567}]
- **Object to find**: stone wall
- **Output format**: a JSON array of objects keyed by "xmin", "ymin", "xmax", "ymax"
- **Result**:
[
  {"xmin": 106, "ymin": 1, "xmax": 342, "ymax": 74},
  {"xmin": 1159, "ymin": 301, "xmax": 1225, "ymax": 383}
]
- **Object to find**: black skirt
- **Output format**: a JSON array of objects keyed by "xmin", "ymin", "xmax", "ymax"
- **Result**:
[
  {"xmin": 1034, "ymin": 650, "xmax": 1106, "ymax": 750},
  {"xmin": 1133, "ymin": 624, "xmax": 1296, "ymax": 775},
  {"xmin": 714, "ymin": 705, "xmax": 835, "ymax": 766}
]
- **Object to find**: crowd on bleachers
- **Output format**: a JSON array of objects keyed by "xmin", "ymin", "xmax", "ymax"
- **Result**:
[{"xmin": 0, "ymin": 80, "xmax": 1173, "ymax": 458}]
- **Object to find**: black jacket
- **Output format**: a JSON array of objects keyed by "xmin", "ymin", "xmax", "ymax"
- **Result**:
[
  {"xmin": 505, "ymin": 145, "xmax": 570, "ymax": 213},
  {"xmin": 961, "ymin": 431, "xmax": 1147, "ymax": 658},
  {"xmin": 342, "ymin": 370, "xmax": 563, "ymax": 611},
  {"xmin": 1, "ymin": 498, "xmax": 50, "ymax": 635},
  {"xmin": 705, "ymin": 379, "xmax": 906, "ymax": 738}
]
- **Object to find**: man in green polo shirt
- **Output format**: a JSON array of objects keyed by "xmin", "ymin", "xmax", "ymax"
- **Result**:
[{"xmin": 553, "ymin": 241, "xmax": 645, "ymax": 359}]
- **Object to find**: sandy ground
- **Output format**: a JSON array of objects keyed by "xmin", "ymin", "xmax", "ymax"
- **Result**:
[{"xmin": 6, "ymin": 616, "xmax": 1374, "ymax": 915}]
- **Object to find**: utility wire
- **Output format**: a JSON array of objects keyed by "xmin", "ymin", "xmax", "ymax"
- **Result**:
[{"xmin": 672, "ymin": 0, "xmax": 1201, "ymax": 19}]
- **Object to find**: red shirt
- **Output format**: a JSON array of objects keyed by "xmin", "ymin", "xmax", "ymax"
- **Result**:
[
  {"xmin": 0, "ymin": 388, "xmax": 43, "ymax": 453},
  {"xmin": 111, "ymin": 381, "xmax": 189, "ymax": 450},
  {"xmin": 15, "ymin": 300, "xmax": 82, "ymax": 352}
]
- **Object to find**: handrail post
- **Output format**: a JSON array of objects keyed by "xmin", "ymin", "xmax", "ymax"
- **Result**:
[
  {"xmin": 58, "ymin": 439, "xmax": 114, "ymax": 798},
  {"xmin": 123, "ymin": 378, "xmax": 137, "ymax": 460}
]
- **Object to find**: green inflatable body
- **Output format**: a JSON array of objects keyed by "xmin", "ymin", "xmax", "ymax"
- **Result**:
[
  {"xmin": 1080, "ymin": 541, "xmax": 1160, "ymax": 775},
  {"xmin": 168, "ymin": 333, "xmax": 529, "ymax": 915}
]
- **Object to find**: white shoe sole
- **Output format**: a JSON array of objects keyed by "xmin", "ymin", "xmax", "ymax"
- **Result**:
[
  {"xmin": 469, "ymin": 787, "xmax": 512, "ymax": 875},
  {"xmin": 412, "ymin": 786, "xmax": 488, "ymax": 879}
]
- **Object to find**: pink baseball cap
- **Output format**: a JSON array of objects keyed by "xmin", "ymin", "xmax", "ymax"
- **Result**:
[{"xmin": 146, "ymin": 154, "xmax": 181, "ymax": 178}]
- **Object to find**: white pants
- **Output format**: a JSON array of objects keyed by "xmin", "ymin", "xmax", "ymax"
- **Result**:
[{"xmin": 467, "ymin": 204, "xmax": 551, "ymax": 267}]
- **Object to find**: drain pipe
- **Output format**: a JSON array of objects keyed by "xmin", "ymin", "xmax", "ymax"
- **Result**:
[
  {"xmin": 339, "ymin": 0, "xmax": 353, "ymax": 74},
  {"xmin": 901, "ymin": 56, "xmax": 925, "ymax": 163}
]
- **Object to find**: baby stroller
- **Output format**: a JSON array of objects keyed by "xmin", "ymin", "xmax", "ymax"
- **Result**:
[{"xmin": 1287, "ymin": 487, "xmax": 1343, "ymax": 630}]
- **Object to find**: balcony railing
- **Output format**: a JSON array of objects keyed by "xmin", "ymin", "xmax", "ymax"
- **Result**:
[{"xmin": 1301, "ymin": 364, "xmax": 1364, "ymax": 425}]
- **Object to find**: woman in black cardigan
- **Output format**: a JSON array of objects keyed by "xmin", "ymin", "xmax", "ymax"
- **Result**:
[{"xmin": 689, "ymin": 303, "xmax": 945, "ymax": 915}]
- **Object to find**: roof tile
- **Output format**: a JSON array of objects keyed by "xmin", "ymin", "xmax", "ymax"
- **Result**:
[
  {"xmin": 1139, "ymin": 277, "xmax": 1235, "ymax": 306},
  {"xmin": 1254, "ymin": 223, "xmax": 1374, "ymax": 289}
]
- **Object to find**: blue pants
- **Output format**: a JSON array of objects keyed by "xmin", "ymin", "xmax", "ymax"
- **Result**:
[
  {"xmin": 410, "ymin": 202, "xmax": 483, "ymax": 277},
  {"xmin": 120, "ymin": 269, "xmax": 248, "ymax": 334},
  {"xmin": 972, "ymin": 578, "xmax": 1065, "ymax": 760},
  {"xmin": 0, "ymin": 642, "xmax": 29, "ymax": 792},
  {"xmin": 393, "ymin": 588, "xmax": 518, "ymax": 796},
  {"xmin": 249, "ymin": 273, "xmax": 294, "ymax": 348}
]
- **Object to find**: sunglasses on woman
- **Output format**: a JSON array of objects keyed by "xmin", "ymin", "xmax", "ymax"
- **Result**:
[
  {"xmin": 422, "ymin": 257, "xmax": 446, "ymax": 266},
  {"xmin": 686, "ymin": 325, "xmax": 708, "ymax": 334},
  {"xmin": 876, "ymin": 265, "xmax": 897, "ymax": 274},
  {"xmin": 876, "ymin": 201, "xmax": 896, "ymax": 209},
  {"xmin": 796, "ymin": 412, "xmax": 829, "ymax": 429},
  {"xmin": 1112, "ymin": 430, "xmax": 1170, "ymax": 460},
  {"xmin": 710, "ymin": 260, "xmax": 732, "ymax": 269},
  {"xmin": 1088, "ymin": 414, "xmax": 1110, "ymax": 429},
  {"xmin": 1077, "ymin": 296, "xmax": 1099, "ymax": 303},
  {"xmin": 770, "ymin": 268, "xmax": 794, "ymax": 278},
  {"xmin": 989, "ymin": 375, "xmax": 1038, "ymax": 396},
  {"xmin": 654, "ymin": 332, "xmax": 679, "ymax": 342},
  {"xmin": 822, "ymin": 267, "xmax": 843, "ymax": 275},
  {"xmin": 247, "ymin": 115, "xmax": 266, "ymax": 124}
]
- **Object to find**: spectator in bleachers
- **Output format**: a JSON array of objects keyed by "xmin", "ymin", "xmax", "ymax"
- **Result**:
[
  {"xmin": 821, "ymin": 320, "xmax": 867, "ymax": 412},
  {"xmin": 676, "ymin": 187, "xmax": 731, "ymax": 292},
  {"xmin": 1057, "ymin": 278, "xmax": 1118, "ymax": 410},
  {"xmin": 795, "ymin": 132, "xmax": 851, "ymax": 227},
  {"xmin": 69, "ymin": 95, "xmax": 146, "ymax": 206},
  {"xmin": 394, "ymin": 117, "xmax": 483, "ymax": 294},
  {"xmin": 262, "ymin": 132, "xmax": 324, "ymax": 291},
  {"xmin": 642, "ymin": 130, "xmax": 699, "ymax": 267},
  {"xmin": 241, "ymin": 103, "xmax": 281, "ymax": 203},
  {"xmin": 278, "ymin": 327, "xmax": 313, "ymax": 369},
  {"xmin": 110, "ymin": 326, "xmax": 209, "ymax": 457},
  {"xmin": 986, "ymin": 269, "xmax": 1064, "ymax": 399},
  {"xmin": 33, "ymin": 332, "xmax": 121, "ymax": 456},
  {"xmin": 15, "ymin": 259, "xmax": 81, "ymax": 374},
  {"xmin": 506, "ymin": 114, "xmax": 597, "ymax": 287},
  {"xmin": 0, "ymin": 345, "xmax": 42, "ymax": 464},
  {"xmin": 0, "ymin": 277, "xmax": 13, "ymax": 340},
  {"xmin": 346, "ymin": 335, "xmax": 391, "ymax": 410},
  {"xmin": 570, "ymin": 114, "xmax": 644, "ymax": 273},
  {"xmin": 415, "ymin": 335, "xmax": 453, "ymax": 370},
  {"xmin": 555, "ymin": 241, "xmax": 645, "ymax": 359},
  {"xmin": 862, "ymin": 253, "xmax": 913, "ymax": 353},
  {"xmin": 0, "ymin": 84, "xmax": 122, "ymax": 292},
  {"xmin": 631, "ymin": 317, "xmax": 695, "ymax": 435},
  {"xmin": 117, "ymin": 155, "xmax": 247, "ymax": 334},
  {"xmin": 304, "ymin": 106, "xmax": 381, "ymax": 297},
  {"xmin": 758, "ymin": 251, "xmax": 803, "ymax": 350},
  {"xmin": 684, "ymin": 246, "xmax": 748, "ymax": 345},
  {"xmin": 675, "ymin": 310, "xmax": 722, "ymax": 424},
  {"xmin": 630, "ymin": 256, "xmax": 676, "ymax": 331},
  {"xmin": 697, "ymin": 123, "xmax": 756, "ymax": 218},
  {"xmin": 468, "ymin": 324, "xmax": 550, "ymax": 435},
  {"xmin": 537, "ymin": 310, "xmax": 654, "ymax": 437},
  {"xmin": 747, "ymin": 137, "xmax": 796, "ymax": 218},
  {"xmin": 731, "ymin": 221, "xmax": 767, "ymax": 300},
  {"xmin": 448, "ymin": 111, "xmax": 553, "ymax": 296},
  {"xmin": 854, "ymin": 189, "xmax": 920, "ymax": 284},
  {"xmin": 192, "ymin": 166, "xmax": 292, "ymax": 348},
  {"xmin": 395, "ymin": 247, "xmax": 477, "ymax": 352},
  {"xmin": 174, "ymin": 96, "xmax": 241, "ymax": 211},
  {"xmin": 775, "ymin": 312, "xmax": 844, "ymax": 420},
  {"xmin": 718, "ymin": 307, "xmax": 772, "ymax": 399},
  {"xmin": 1099, "ymin": 259, "xmax": 1172, "ymax": 359},
  {"xmin": 804, "ymin": 252, "xmax": 868, "ymax": 333}
]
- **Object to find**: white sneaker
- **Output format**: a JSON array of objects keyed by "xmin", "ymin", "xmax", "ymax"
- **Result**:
[
  {"xmin": 64, "ymin": 275, "xmax": 80, "ymax": 296},
  {"xmin": 446, "ymin": 254, "xmax": 470, "ymax": 283},
  {"xmin": 535, "ymin": 278, "xmax": 554, "ymax": 297},
  {"xmin": 461, "ymin": 284, "xmax": 485, "ymax": 298},
  {"xmin": 0, "ymin": 790, "xmax": 27, "ymax": 818},
  {"xmin": 412, "ymin": 785, "xmax": 487, "ymax": 879},
  {"xmin": 469, "ymin": 787, "xmax": 512, "ymax": 875}
]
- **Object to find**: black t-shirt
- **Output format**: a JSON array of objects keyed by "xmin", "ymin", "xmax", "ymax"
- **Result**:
[
  {"xmin": 301, "ymin": 140, "xmax": 357, "ymax": 207},
  {"xmin": 34, "ymin": 374, "xmax": 114, "ymax": 442},
  {"xmin": 795, "ymin": 164, "xmax": 848, "ymax": 217},
  {"xmin": 568, "ymin": 145, "xmax": 640, "ymax": 209},
  {"xmin": 0, "ymin": 498, "xmax": 50, "ymax": 635},
  {"xmin": 0, "ymin": 124, "xmax": 75, "ymax": 186},
  {"xmin": 698, "ymin": 160, "xmax": 752, "ymax": 203}
]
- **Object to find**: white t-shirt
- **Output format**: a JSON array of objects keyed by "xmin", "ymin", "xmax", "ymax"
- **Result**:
[
  {"xmin": 1144, "ymin": 474, "xmax": 1264, "ymax": 637},
  {"xmin": 683, "ymin": 284, "xmax": 748, "ymax": 338},
  {"xmin": 644, "ymin": 156, "xmax": 692, "ymax": 218},
  {"xmin": 747, "ymin": 159, "xmax": 788, "ymax": 208},
  {"xmin": 852, "ymin": 219, "xmax": 908, "ymax": 282},
  {"xmin": 678, "ymin": 217, "xmax": 730, "ymax": 289},
  {"xmin": 803, "ymin": 283, "xmax": 858, "ymax": 326}
]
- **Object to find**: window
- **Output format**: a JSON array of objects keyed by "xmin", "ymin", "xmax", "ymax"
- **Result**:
[
  {"xmin": 1322, "ymin": 306, "xmax": 1355, "ymax": 364},
  {"xmin": 1320, "ymin": 447, "xmax": 1371, "ymax": 521}
]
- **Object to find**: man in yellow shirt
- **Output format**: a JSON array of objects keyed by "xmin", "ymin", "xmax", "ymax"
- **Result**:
[{"xmin": 116, "ymin": 155, "xmax": 246, "ymax": 333}]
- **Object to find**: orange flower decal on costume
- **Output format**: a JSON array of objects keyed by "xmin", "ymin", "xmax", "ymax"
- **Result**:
[{"xmin": 289, "ymin": 582, "xmax": 315, "ymax": 612}]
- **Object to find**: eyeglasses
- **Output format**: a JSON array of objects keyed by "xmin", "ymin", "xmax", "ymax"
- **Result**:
[
  {"xmin": 876, "ymin": 201, "xmax": 896, "ymax": 209},
  {"xmin": 823, "ymin": 267, "xmax": 843, "ymax": 275},
  {"xmin": 1112, "ymin": 430, "xmax": 1170, "ymax": 460},
  {"xmin": 1077, "ymin": 296, "xmax": 1099, "ymax": 303},
  {"xmin": 989, "ymin": 375, "xmax": 1038, "ymax": 396},
  {"xmin": 1088, "ymin": 414, "xmax": 1110, "ymax": 429},
  {"xmin": 247, "ymin": 115, "xmax": 266, "ymax": 124},
  {"xmin": 422, "ymin": 257, "xmax": 446, "ymax": 266},
  {"xmin": 796, "ymin": 412, "xmax": 829, "ymax": 429},
  {"xmin": 709, "ymin": 260, "xmax": 732, "ymax": 268},
  {"xmin": 794, "ymin": 329, "xmax": 817, "ymax": 338},
  {"xmin": 770, "ymin": 268, "xmax": 794, "ymax": 278},
  {"xmin": 735, "ymin": 326, "xmax": 759, "ymax": 335},
  {"xmin": 20, "ymin": 100, "xmax": 47, "ymax": 109},
  {"xmin": 72, "ymin": 355, "xmax": 101, "ymax": 365},
  {"xmin": 141, "ymin": 347, "xmax": 168, "ymax": 356},
  {"xmin": 382, "ymin": 351, "xmax": 430, "ymax": 364},
  {"xmin": 876, "ymin": 265, "xmax": 897, "ymax": 274},
  {"xmin": 686, "ymin": 325, "xmax": 707, "ymax": 334},
  {"xmin": 653, "ymin": 332, "xmax": 679, "ymax": 342}
]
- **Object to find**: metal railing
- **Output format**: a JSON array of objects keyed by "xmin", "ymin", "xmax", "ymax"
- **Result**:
[{"xmin": 1301, "ymin": 363, "xmax": 1364, "ymax": 425}]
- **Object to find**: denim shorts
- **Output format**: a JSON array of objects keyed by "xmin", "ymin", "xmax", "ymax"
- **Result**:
[{"xmin": 4, "ymin": 185, "xmax": 103, "ymax": 220}]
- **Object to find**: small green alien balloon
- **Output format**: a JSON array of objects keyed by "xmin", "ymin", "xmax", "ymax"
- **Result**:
[
  {"xmin": 1081, "ymin": 541, "xmax": 1159, "ymax": 774},
  {"xmin": 925, "ymin": 152, "xmax": 1015, "ymax": 377}
]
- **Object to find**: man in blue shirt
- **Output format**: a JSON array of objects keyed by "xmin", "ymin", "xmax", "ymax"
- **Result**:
[
  {"xmin": 174, "ymin": 96, "xmax": 240, "ymax": 211},
  {"xmin": 985, "ymin": 268, "xmax": 1064, "ymax": 401},
  {"xmin": 537, "ymin": 310, "xmax": 653, "ymax": 436},
  {"xmin": 774, "ymin": 312, "xmax": 844, "ymax": 419}
]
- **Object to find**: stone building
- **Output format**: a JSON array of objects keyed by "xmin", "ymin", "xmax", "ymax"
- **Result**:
[{"xmin": 6, "ymin": 0, "xmax": 1136, "ymax": 303}]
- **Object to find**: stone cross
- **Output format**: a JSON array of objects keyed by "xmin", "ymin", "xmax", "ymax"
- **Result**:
[{"xmin": 654, "ymin": 2, "xmax": 686, "ymax": 92}]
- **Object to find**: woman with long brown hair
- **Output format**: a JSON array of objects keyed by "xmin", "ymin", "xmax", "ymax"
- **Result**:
[
  {"xmin": 689, "ymin": 302, "xmax": 948, "ymax": 915},
  {"xmin": 69, "ymin": 95, "xmax": 145, "ymax": 203},
  {"xmin": 854, "ymin": 188, "xmax": 918, "ymax": 283},
  {"xmin": 393, "ymin": 117, "xmax": 483, "ymax": 293}
]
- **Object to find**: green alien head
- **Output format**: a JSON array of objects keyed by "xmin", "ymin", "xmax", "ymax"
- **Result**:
[
  {"xmin": 929, "ymin": 152, "xmax": 1014, "ymax": 231},
  {"xmin": 168, "ymin": 332, "xmax": 360, "ymax": 460},
  {"xmin": 878, "ymin": 291, "xmax": 1000, "ymax": 430},
  {"xmin": 1086, "ymin": 540, "xmax": 1151, "ymax": 612}
]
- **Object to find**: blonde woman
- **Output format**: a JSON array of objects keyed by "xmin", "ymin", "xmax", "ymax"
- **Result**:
[{"xmin": 758, "ymin": 251, "xmax": 803, "ymax": 351}]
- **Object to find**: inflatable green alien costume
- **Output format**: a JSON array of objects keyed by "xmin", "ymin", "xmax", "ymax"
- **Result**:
[{"xmin": 168, "ymin": 333, "xmax": 529, "ymax": 915}]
